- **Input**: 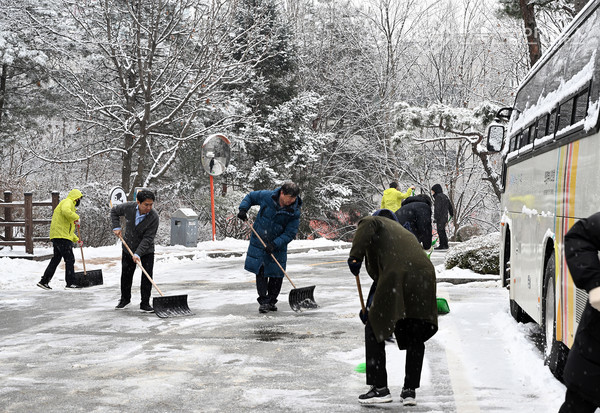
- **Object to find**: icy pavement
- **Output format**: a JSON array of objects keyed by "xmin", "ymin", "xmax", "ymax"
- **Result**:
[{"xmin": 0, "ymin": 240, "xmax": 567, "ymax": 412}]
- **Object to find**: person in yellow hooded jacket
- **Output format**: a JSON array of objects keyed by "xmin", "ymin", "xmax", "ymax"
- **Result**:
[
  {"xmin": 37, "ymin": 189, "xmax": 83, "ymax": 290},
  {"xmin": 380, "ymin": 182, "xmax": 415, "ymax": 212}
]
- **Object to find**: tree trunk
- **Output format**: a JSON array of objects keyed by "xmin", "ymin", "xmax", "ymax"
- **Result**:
[
  {"xmin": 519, "ymin": 0, "xmax": 542, "ymax": 67},
  {"xmin": 122, "ymin": 133, "xmax": 134, "ymax": 197},
  {"xmin": 0, "ymin": 63, "xmax": 7, "ymax": 127}
]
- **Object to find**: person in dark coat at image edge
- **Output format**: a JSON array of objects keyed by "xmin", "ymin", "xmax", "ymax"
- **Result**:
[
  {"xmin": 558, "ymin": 212, "xmax": 600, "ymax": 413},
  {"xmin": 237, "ymin": 182, "xmax": 302, "ymax": 313},
  {"xmin": 395, "ymin": 194, "xmax": 433, "ymax": 250},
  {"xmin": 431, "ymin": 184, "xmax": 453, "ymax": 250},
  {"xmin": 347, "ymin": 211, "xmax": 438, "ymax": 406}
]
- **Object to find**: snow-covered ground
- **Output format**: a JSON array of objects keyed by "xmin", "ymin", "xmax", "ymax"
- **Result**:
[{"xmin": 0, "ymin": 239, "xmax": 571, "ymax": 412}]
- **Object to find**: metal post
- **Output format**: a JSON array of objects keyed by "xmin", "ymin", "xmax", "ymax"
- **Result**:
[
  {"xmin": 24, "ymin": 192, "xmax": 33, "ymax": 254},
  {"xmin": 4, "ymin": 191, "xmax": 12, "ymax": 241}
]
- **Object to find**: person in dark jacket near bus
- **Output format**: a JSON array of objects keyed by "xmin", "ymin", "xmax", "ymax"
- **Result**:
[
  {"xmin": 237, "ymin": 182, "xmax": 302, "ymax": 313},
  {"xmin": 395, "ymin": 194, "xmax": 433, "ymax": 250},
  {"xmin": 111, "ymin": 190, "xmax": 159, "ymax": 313},
  {"xmin": 431, "ymin": 184, "xmax": 453, "ymax": 250},
  {"xmin": 559, "ymin": 212, "xmax": 600, "ymax": 413},
  {"xmin": 347, "ymin": 210, "xmax": 438, "ymax": 406}
]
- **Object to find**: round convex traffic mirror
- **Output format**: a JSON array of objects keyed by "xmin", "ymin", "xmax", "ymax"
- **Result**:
[{"xmin": 201, "ymin": 134, "xmax": 231, "ymax": 176}]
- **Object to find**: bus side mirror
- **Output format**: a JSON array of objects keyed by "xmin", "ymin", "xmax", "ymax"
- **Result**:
[{"xmin": 487, "ymin": 124, "xmax": 505, "ymax": 152}]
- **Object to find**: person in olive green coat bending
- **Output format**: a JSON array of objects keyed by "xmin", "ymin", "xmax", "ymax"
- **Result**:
[
  {"xmin": 37, "ymin": 189, "xmax": 83, "ymax": 290},
  {"xmin": 348, "ymin": 210, "xmax": 438, "ymax": 406}
]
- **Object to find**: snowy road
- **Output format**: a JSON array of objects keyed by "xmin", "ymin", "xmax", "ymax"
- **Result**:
[{"xmin": 0, "ymin": 244, "xmax": 567, "ymax": 412}]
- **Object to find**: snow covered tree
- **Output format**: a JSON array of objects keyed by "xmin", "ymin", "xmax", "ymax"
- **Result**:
[
  {"xmin": 496, "ymin": 0, "xmax": 580, "ymax": 66},
  {"xmin": 27, "ymin": 0, "xmax": 274, "ymax": 197},
  {"xmin": 0, "ymin": 1, "xmax": 66, "ymax": 189},
  {"xmin": 394, "ymin": 101, "xmax": 503, "ymax": 237}
]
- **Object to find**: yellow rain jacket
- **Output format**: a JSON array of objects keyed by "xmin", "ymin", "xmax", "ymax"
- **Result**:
[
  {"xmin": 49, "ymin": 189, "xmax": 82, "ymax": 242},
  {"xmin": 380, "ymin": 187, "xmax": 413, "ymax": 212}
]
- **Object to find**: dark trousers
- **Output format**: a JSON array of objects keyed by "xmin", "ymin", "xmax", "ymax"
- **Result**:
[
  {"xmin": 120, "ymin": 252, "xmax": 154, "ymax": 304},
  {"xmin": 365, "ymin": 321, "xmax": 425, "ymax": 389},
  {"xmin": 41, "ymin": 239, "xmax": 75, "ymax": 286},
  {"xmin": 436, "ymin": 222, "xmax": 449, "ymax": 248},
  {"xmin": 256, "ymin": 266, "xmax": 283, "ymax": 305},
  {"xmin": 559, "ymin": 389, "xmax": 599, "ymax": 413}
]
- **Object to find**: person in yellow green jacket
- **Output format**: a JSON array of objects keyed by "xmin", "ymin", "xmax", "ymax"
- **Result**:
[
  {"xmin": 380, "ymin": 182, "xmax": 415, "ymax": 212},
  {"xmin": 37, "ymin": 189, "xmax": 83, "ymax": 290}
]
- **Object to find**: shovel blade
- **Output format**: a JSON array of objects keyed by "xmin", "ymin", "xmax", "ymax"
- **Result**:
[
  {"xmin": 288, "ymin": 286, "xmax": 318, "ymax": 312},
  {"xmin": 153, "ymin": 295, "xmax": 193, "ymax": 318},
  {"xmin": 72, "ymin": 270, "xmax": 103, "ymax": 288}
]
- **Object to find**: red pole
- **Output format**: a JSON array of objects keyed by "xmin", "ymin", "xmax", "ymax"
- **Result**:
[{"xmin": 210, "ymin": 175, "xmax": 216, "ymax": 241}]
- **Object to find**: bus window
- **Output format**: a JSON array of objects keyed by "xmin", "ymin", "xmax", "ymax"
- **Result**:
[
  {"xmin": 509, "ymin": 136, "xmax": 517, "ymax": 152},
  {"xmin": 518, "ymin": 131, "xmax": 527, "ymax": 148},
  {"xmin": 529, "ymin": 124, "xmax": 537, "ymax": 144},
  {"xmin": 548, "ymin": 109, "xmax": 557, "ymax": 136},
  {"xmin": 558, "ymin": 98, "xmax": 575, "ymax": 132},
  {"xmin": 573, "ymin": 88, "xmax": 590, "ymax": 124},
  {"xmin": 536, "ymin": 115, "xmax": 548, "ymax": 138}
]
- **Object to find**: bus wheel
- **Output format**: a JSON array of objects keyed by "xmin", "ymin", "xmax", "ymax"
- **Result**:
[{"xmin": 542, "ymin": 252, "xmax": 568, "ymax": 381}]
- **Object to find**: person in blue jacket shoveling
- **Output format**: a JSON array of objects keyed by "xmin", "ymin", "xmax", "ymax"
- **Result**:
[
  {"xmin": 237, "ymin": 182, "xmax": 302, "ymax": 313},
  {"xmin": 348, "ymin": 209, "xmax": 438, "ymax": 406}
]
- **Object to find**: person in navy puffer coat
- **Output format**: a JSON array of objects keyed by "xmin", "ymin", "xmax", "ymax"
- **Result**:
[
  {"xmin": 237, "ymin": 182, "xmax": 302, "ymax": 313},
  {"xmin": 395, "ymin": 194, "xmax": 433, "ymax": 250}
]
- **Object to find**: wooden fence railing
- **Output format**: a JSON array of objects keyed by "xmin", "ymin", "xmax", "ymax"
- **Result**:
[{"xmin": 0, "ymin": 191, "xmax": 60, "ymax": 254}]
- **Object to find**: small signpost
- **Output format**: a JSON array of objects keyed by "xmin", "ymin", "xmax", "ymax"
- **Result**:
[{"xmin": 109, "ymin": 186, "xmax": 127, "ymax": 207}]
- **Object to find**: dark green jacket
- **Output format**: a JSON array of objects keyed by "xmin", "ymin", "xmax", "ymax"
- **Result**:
[{"xmin": 350, "ymin": 216, "xmax": 438, "ymax": 343}]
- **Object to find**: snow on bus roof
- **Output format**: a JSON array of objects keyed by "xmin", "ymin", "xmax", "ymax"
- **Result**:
[{"xmin": 510, "ymin": 52, "xmax": 596, "ymax": 135}]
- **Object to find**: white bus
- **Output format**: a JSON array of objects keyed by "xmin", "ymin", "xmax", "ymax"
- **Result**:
[{"xmin": 486, "ymin": 0, "xmax": 600, "ymax": 379}]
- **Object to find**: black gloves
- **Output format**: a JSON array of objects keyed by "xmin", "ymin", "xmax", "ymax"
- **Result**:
[
  {"xmin": 359, "ymin": 309, "xmax": 369, "ymax": 325},
  {"xmin": 237, "ymin": 210, "xmax": 248, "ymax": 221},
  {"xmin": 347, "ymin": 256, "xmax": 362, "ymax": 276},
  {"xmin": 265, "ymin": 243, "xmax": 275, "ymax": 255}
]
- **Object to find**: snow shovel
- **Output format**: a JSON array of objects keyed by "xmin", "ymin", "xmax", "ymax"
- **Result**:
[
  {"xmin": 437, "ymin": 292, "xmax": 450, "ymax": 314},
  {"xmin": 248, "ymin": 224, "xmax": 317, "ymax": 312},
  {"xmin": 72, "ymin": 225, "xmax": 103, "ymax": 287},
  {"xmin": 353, "ymin": 269, "xmax": 369, "ymax": 374},
  {"xmin": 426, "ymin": 248, "xmax": 450, "ymax": 314},
  {"xmin": 119, "ymin": 234, "xmax": 192, "ymax": 318}
]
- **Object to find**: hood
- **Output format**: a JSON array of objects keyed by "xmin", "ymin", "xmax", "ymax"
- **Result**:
[
  {"xmin": 372, "ymin": 208, "xmax": 399, "ymax": 223},
  {"xmin": 67, "ymin": 189, "xmax": 83, "ymax": 201},
  {"xmin": 383, "ymin": 188, "xmax": 397, "ymax": 196},
  {"xmin": 401, "ymin": 194, "xmax": 432, "ymax": 207},
  {"xmin": 431, "ymin": 184, "xmax": 443, "ymax": 194}
]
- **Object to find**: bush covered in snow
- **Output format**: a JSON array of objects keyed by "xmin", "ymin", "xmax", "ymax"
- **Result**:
[{"xmin": 444, "ymin": 232, "xmax": 500, "ymax": 275}]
